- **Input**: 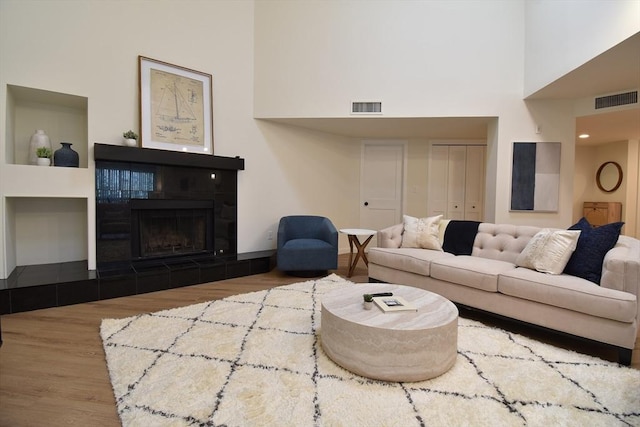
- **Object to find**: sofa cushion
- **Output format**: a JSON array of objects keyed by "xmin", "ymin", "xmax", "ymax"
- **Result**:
[
  {"xmin": 564, "ymin": 217, "xmax": 624, "ymax": 284},
  {"xmin": 430, "ymin": 256, "xmax": 517, "ymax": 292},
  {"xmin": 499, "ymin": 267, "xmax": 636, "ymax": 323},
  {"xmin": 515, "ymin": 229, "xmax": 581, "ymax": 275},
  {"xmin": 368, "ymin": 247, "xmax": 453, "ymax": 277},
  {"xmin": 401, "ymin": 215, "xmax": 443, "ymax": 250}
]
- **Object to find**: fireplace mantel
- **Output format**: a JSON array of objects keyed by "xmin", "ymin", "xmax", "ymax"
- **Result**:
[{"xmin": 94, "ymin": 143, "xmax": 245, "ymax": 171}]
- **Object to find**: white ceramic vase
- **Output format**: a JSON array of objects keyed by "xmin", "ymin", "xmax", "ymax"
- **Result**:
[
  {"xmin": 123, "ymin": 138, "xmax": 138, "ymax": 147},
  {"xmin": 36, "ymin": 157, "xmax": 51, "ymax": 167},
  {"xmin": 29, "ymin": 130, "xmax": 52, "ymax": 165},
  {"xmin": 363, "ymin": 301, "xmax": 373, "ymax": 310}
]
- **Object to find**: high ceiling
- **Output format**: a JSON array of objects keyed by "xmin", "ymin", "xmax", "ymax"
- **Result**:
[
  {"xmin": 265, "ymin": 32, "xmax": 640, "ymax": 146},
  {"xmin": 531, "ymin": 32, "xmax": 640, "ymax": 146}
]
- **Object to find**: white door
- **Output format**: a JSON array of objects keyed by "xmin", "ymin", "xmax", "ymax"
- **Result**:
[{"xmin": 360, "ymin": 141, "xmax": 406, "ymax": 236}]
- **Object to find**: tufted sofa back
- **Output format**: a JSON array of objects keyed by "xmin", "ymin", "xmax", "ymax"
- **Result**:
[
  {"xmin": 377, "ymin": 221, "xmax": 542, "ymax": 264},
  {"xmin": 471, "ymin": 223, "xmax": 541, "ymax": 263}
]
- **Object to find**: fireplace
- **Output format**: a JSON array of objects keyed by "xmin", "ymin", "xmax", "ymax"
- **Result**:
[
  {"xmin": 131, "ymin": 199, "xmax": 214, "ymax": 260},
  {"xmin": 94, "ymin": 144, "xmax": 243, "ymax": 269},
  {"xmin": 0, "ymin": 145, "xmax": 276, "ymax": 316}
]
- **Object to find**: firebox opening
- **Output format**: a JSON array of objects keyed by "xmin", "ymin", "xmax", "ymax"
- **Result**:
[
  {"xmin": 139, "ymin": 210, "xmax": 207, "ymax": 258},
  {"xmin": 131, "ymin": 199, "xmax": 214, "ymax": 261}
]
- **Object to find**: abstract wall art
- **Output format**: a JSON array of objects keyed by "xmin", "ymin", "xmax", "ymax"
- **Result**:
[{"xmin": 510, "ymin": 142, "xmax": 561, "ymax": 212}]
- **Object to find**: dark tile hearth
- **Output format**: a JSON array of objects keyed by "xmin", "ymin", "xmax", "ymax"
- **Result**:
[{"xmin": 0, "ymin": 251, "xmax": 275, "ymax": 315}]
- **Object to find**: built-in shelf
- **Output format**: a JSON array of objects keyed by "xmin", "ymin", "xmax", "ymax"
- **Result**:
[
  {"xmin": 5, "ymin": 84, "xmax": 89, "ymax": 168},
  {"xmin": 2, "ymin": 164, "xmax": 92, "ymax": 197},
  {"xmin": 2, "ymin": 84, "xmax": 92, "ymax": 280}
]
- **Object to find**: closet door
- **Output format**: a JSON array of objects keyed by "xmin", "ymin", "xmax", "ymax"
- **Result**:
[
  {"xmin": 464, "ymin": 146, "xmax": 485, "ymax": 221},
  {"xmin": 446, "ymin": 146, "xmax": 466, "ymax": 220},
  {"xmin": 427, "ymin": 145, "xmax": 449, "ymax": 217},
  {"xmin": 427, "ymin": 144, "xmax": 485, "ymax": 221}
]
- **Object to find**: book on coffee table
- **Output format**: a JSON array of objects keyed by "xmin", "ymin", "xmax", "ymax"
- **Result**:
[{"xmin": 373, "ymin": 296, "xmax": 417, "ymax": 312}]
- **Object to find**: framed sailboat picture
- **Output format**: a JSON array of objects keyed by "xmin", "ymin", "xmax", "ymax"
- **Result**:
[{"xmin": 138, "ymin": 56, "xmax": 213, "ymax": 155}]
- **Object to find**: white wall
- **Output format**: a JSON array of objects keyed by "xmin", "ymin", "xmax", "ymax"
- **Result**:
[
  {"xmin": 250, "ymin": 120, "xmax": 360, "ymax": 249},
  {"xmin": 255, "ymin": 0, "xmax": 526, "ymax": 118},
  {"xmin": 626, "ymin": 140, "xmax": 640, "ymax": 236},
  {"xmin": 500, "ymin": 98, "xmax": 576, "ymax": 227},
  {"xmin": 524, "ymin": 0, "xmax": 640, "ymax": 96},
  {"xmin": 0, "ymin": 0, "xmax": 363, "ymax": 277}
]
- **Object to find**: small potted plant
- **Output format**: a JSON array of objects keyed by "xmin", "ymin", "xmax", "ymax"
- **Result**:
[
  {"xmin": 363, "ymin": 294, "xmax": 374, "ymax": 310},
  {"xmin": 36, "ymin": 146, "xmax": 52, "ymax": 166},
  {"xmin": 123, "ymin": 130, "xmax": 139, "ymax": 147}
]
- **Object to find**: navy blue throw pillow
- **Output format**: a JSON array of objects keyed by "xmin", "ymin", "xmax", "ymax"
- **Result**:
[{"xmin": 563, "ymin": 217, "xmax": 624, "ymax": 284}]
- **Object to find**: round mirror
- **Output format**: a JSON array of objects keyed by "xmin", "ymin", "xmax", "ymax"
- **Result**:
[{"xmin": 596, "ymin": 161, "xmax": 623, "ymax": 193}]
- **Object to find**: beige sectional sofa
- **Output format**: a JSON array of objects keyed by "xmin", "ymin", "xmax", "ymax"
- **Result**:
[{"xmin": 368, "ymin": 221, "xmax": 639, "ymax": 365}]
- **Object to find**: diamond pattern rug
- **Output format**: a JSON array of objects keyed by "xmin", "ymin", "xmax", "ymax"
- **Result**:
[{"xmin": 100, "ymin": 274, "xmax": 640, "ymax": 426}]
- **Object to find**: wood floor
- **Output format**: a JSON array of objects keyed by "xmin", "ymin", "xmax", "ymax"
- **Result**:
[{"xmin": 1, "ymin": 254, "xmax": 638, "ymax": 427}]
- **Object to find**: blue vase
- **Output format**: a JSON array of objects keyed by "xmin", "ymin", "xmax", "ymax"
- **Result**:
[{"xmin": 54, "ymin": 142, "xmax": 79, "ymax": 167}]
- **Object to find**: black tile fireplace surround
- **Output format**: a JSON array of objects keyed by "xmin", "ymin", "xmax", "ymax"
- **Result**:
[
  {"xmin": 0, "ymin": 144, "xmax": 275, "ymax": 315},
  {"xmin": 95, "ymin": 145, "xmax": 238, "ymax": 265}
]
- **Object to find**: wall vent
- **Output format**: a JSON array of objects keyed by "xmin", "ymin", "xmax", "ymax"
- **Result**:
[
  {"xmin": 351, "ymin": 101, "xmax": 382, "ymax": 114},
  {"xmin": 595, "ymin": 91, "xmax": 638, "ymax": 109}
]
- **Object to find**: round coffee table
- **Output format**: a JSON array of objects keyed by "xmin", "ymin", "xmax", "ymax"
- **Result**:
[{"xmin": 321, "ymin": 283, "xmax": 458, "ymax": 382}]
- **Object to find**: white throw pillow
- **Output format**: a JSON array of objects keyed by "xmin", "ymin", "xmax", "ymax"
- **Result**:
[
  {"xmin": 401, "ymin": 215, "xmax": 443, "ymax": 250},
  {"xmin": 516, "ymin": 229, "xmax": 581, "ymax": 275},
  {"xmin": 438, "ymin": 219, "xmax": 451, "ymax": 246}
]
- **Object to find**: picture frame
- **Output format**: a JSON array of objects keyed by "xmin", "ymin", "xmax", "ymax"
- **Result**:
[
  {"xmin": 138, "ymin": 56, "xmax": 213, "ymax": 155},
  {"xmin": 510, "ymin": 141, "xmax": 561, "ymax": 212}
]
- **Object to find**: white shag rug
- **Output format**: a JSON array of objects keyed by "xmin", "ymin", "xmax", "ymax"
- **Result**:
[{"xmin": 101, "ymin": 274, "xmax": 640, "ymax": 427}]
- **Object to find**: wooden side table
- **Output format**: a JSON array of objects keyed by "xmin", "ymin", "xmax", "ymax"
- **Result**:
[{"xmin": 339, "ymin": 228, "xmax": 377, "ymax": 277}]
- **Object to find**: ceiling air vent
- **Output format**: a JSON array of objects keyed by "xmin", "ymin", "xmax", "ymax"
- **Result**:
[
  {"xmin": 352, "ymin": 101, "xmax": 382, "ymax": 114},
  {"xmin": 595, "ymin": 91, "xmax": 638, "ymax": 109}
]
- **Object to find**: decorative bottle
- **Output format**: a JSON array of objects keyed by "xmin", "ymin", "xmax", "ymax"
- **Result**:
[
  {"xmin": 28, "ymin": 130, "xmax": 52, "ymax": 165},
  {"xmin": 53, "ymin": 142, "xmax": 79, "ymax": 167}
]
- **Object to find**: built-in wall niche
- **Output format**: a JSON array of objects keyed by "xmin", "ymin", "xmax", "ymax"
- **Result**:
[
  {"xmin": 7, "ymin": 197, "xmax": 88, "ymax": 268},
  {"xmin": 5, "ymin": 85, "xmax": 88, "ymax": 167}
]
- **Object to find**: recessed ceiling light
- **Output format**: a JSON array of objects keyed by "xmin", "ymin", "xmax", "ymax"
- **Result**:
[{"xmin": 578, "ymin": 134, "xmax": 590, "ymax": 139}]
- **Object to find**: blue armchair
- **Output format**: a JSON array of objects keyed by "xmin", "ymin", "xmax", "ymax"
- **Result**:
[{"xmin": 277, "ymin": 215, "xmax": 338, "ymax": 276}]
